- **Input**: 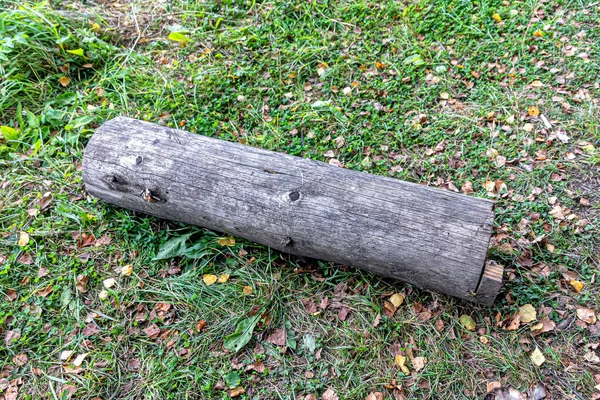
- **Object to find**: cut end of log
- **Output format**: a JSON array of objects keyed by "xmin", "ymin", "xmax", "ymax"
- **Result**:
[{"xmin": 472, "ymin": 260, "xmax": 504, "ymax": 306}]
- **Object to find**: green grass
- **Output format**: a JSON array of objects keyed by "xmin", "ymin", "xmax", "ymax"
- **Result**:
[{"xmin": 1, "ymin": 0, "xmax": 599, "ymax": 399}]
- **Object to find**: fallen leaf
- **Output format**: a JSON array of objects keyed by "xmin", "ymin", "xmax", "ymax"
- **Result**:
[
  {"xmin": 18, "ymin": 231, "xmax": 30, "ymax": 247},
  {"xmin": 13, "ymin": 353, "xmax": 28, "ymax": 366},
  {"xmin": 412, "ymin": 356, "xmax": 426, "ymax": 372},
  {"xmin": 37, "ymin": 285, "xmax": 53, "ymax": 297},
  {"xmin": 518, "ymin": 304, "xmax": 537, "ymax": 323},
  {"xmin": 492, "ymin": 13, "xmax": 502, "ymax": 22},
  {"xmin": 121, "ymin": 264, "xmax": 133, "ymax": 277},
  {"xmin": 5, "ymin": 288, "xmax": 17, "ymax": 302},
  {"xmin": 203, "ymin": 274, "xmax": 217, "ymax": 286},
  {"xmin": 533, "ymin": 30, "xmax": 544, "ymax": 37},
  {"xmin": 459, "ymin": 315, "xmax": 476, "ymax": 331},
  {"xmin": 60, "ymin": 350, "xmax": 74, "ymax": 361},
  {"xmin": 528, "ymin": 106, "xmax": 540, "ymax": 117},
  {"xmin": 78, "ymin": 233, "xmax": 96, "ymax": 247},
  {"xmin": 322, "ymin": 387, "xmax": 339, "ymax": 400},
  {"xmin": 389, "ymin": 293, "xmax": 405, "ymax": 308},
  {"xmin": 584, "ymin": 351, "xmax": 600, "ymax": 363},
  {"xmin": 59, "ymin": 76, "xmax": 71, "ymax": 87},
  {"xmin": 76, "ymin": 275, "xmax": 88, "ymax": 293},
  {"xmin": 266, "ymin": 328, "xmax": 287, "ymax": 346},
  {"xmin": 530, "ymin": 347, "xmax": 545, "ymax": 366},
  {"xmin": 98, "ymin": 289, "xmax": 108, "ymax": 300},
  {"xmin": 103, "ymin": 278, "xmax": 115, "ymax": 289},
  {"xmin": 72, "ymin": 353, "xmax": 89, "ymax": 367},
  {"xmin": 576, "ymin": 308, "xmax": 597, "ymax": 324},
  {"xmin": 242, "ymin": 285, "xmax": 253, "ymax": 295},
  {"xmin": 530, "ymin": 317, "xmax": 555, "ymax": 336},
  {"xmin": 461, "ymin": 181, "xmax": 474, "ymax": 195},
  {"xmin": 342, "ymin": 87, "xmax": 352, "ymax": 96},
  {"xmin": 5, "ymin": 329, "xmax": 21, "ymax": 346},
  {"xmin": 143, "ymin": 324, "xmax": 161, "ymax": 338},
  {"xmin": 301, "ymin": 298, "xmax": 318, "ymax": 314},
  {"xmin": 394, "ymin": 355, "xmax": 410, "ymax": 373},
  {"xmin": 195, "ymin": 320, "xmax": 206, "ymax": 332},
  {"xmin": 570, "ymin": 280, "xmax": 584, "ymax": 293},
  {"xmin": 365, "ymin": 392, "xmax": 384, "ymax": 400},
  {"xmin": 338, "ymin": 307, "xmax": 349, "ymax": 321},
  {"xmin": 227, "ymin": 386, "xmax": 245, "ymax": 397},
  {"xmin": 218, "ymin": 273, "xmax": 230, "ymax": 283},
  {"xmin": 217, "ymin": 237, "xmax": 236, "ymax": 247}
]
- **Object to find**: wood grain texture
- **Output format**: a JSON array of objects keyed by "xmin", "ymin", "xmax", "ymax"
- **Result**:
[{"xmin": 83, "ymin": 117, "xmax": 501, "ymax": 304}]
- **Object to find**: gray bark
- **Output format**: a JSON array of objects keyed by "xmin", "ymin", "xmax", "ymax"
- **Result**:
[{"xmin": 83, "ymin": 117, "xmax": 501, "ymax": 304}]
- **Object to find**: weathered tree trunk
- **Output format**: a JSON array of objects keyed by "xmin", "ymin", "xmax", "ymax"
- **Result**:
[{"xmin": 83, "ymin": 117, "xmax": 501, "ymax": 304}]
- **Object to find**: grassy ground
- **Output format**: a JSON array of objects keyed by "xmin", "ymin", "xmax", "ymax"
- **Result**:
[{"xmin": 1, "ymin": 0, "xmax": 599, "ymax": 399}]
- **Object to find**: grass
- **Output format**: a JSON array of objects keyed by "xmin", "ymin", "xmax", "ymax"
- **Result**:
[{"xmin": 0, "ymin": 0, "xmax": 599, "ymax": 399}]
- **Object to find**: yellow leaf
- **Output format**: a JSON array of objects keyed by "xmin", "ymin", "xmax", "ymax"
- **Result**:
[
  {"xmin": 59, "ymin": 76, "xmax": 70, "ymax": 87},
  {"xmin": 518, "ymin": 304, "xmax": 537, "ymax": 323},
  {"xmin": 582, "ymin": 144, "xmax": 595, "ymax": 153},
  {"xmin": 121, "ymin": 264, "xmax": 133, "ymax": 277},
  {"xmin": 570, "ymin": 280, "xmax": 584, "ymax": 293},
  {"xmin": 492, "ymin": 13, "xmax": 502, "ymax": 22},
  {"xmin": 218, "ymin": 273, "xmax": 230, "ymax": 283},
  {"xmin": 389, "ymin": 293, "xmax": 405, "ymax": 308},
  {"xmin": 18, "ymin": 231, "xmax": 29, "ymax": 247},
  {"xmin": 217, "ymin": 237, "xmax": 236, "ymax": 247},
  {"xmin": 394, "ymin": 355, "xmax": 410, "ymax": 373},
  {"xmin": 459, "ymin": 315, "xmax": 476, "ymax": 331},
  {"xmin": 530, "ymin": 347, "xmax": 545, "ymax": 366},
  {"xmin": 528, "ymin": 106, "xmax": 540, "ymax": 117},
  {"xmin": 203, "ymin": 274, "xmax": 217, "ymax": 286},
  {"xmin": 91, "ymin": 23, "xmax": 101, "ymax": 32},
  {"xmin": 533, "ymin": 30, "xmax": 544, "ymax": 37},
  {"xmin": 243, "ymin": 285, "xmax": 253, "ymax": 295}
]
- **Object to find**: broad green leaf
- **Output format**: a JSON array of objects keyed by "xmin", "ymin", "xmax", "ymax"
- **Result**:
[
  {"xmin": 66, "ymin": 48, "xmax": 84, "ymax": 56},
  {"xmin": 0, "ymin": 126, "xmax": 19, "ymax": 141},
  {"xmin": 153, "ymin": 233, "xmax": 193, "ymax": 260},
  {"xmin": 223, "ymin": 315, "xmax": 260, "ymax": 352},
  {"xmin": 224, "ymin": 371, "xmax": 240, "ymax": 388},
  {"xmin": 403, "ymin": 54, "xmax": 424, "ymax": 66},
  {"xmin": 168, "ymin": 32, "xmax": 190, "ymax": 45}
]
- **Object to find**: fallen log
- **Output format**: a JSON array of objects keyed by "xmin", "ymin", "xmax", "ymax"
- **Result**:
[{"xmin": 82, "ymin": 117, "xmax": 501, "ymax": 305}]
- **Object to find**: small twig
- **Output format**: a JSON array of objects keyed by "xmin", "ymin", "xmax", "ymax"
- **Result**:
[{"xmin": 544, "ymin": 368, "xmax": 585, "ymax": 400}]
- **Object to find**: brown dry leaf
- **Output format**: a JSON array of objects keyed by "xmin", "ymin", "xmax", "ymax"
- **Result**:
[
  {"xmin": 506, "ymin": 314, "xmax": 521, "ymax": 330},
  {"xmin": 266, "ymin": 328, "xmax": 287, "ymax": 346},
  {"xmin": 461, "ymin": 181, "xmax": 474, "ymax": 195},
  {"xmin": 518, "ymin": 304, "xmax": 537, "ymax": 323},
  {"xmin": 5, "ymin": 329, "xmax": 21, "ymax": 346},
  {"xmin": 301, "ymin": 298, "xmax": 318, "ymax": 314},
  {"xmin": 242, "ymin": 285, "xmax": 253, "ymax": 295},
  {"xmin": 227, "ymin": 386, "xmax": 245, "ymax": 397},
  {"xmin": 203, "ymin": 274, "xmax": 217, "ymax": 286},
  {"xmin": 218, "ymin": 273, "xmax": 230, "ymax": 283},
  {"xmin": 59, "ymin": 76, "xmax": 71, "ymax": 87},
  {"xmin": 195, "ymin": 320, "xmax": 206, "ymax": 332},
  {"xmin": 528, "ymin": 106, "xmax": 540, "ymax": 117},
  {"xmin": 217, "ymin": 237, "xmax": 236, "ymax": 247},
  {"xmin": 5, "ymin": 288, "xmax": 17, "ymax": 302},
  {"xmin": 570, "ymin": 280, "xmax": 584, "ymax": 293},
  {"xmin": 121, "ymin": 264, "xmax": 133, "ymax": 277},
  {"xmin": 13, "ymin": 353, "xmax": 28, "ymax": 366},
  {"xmin": 576, "ymin": 308, "xmax": 597, "ymax": 324},
  {"xmin": 77, "ymin": 233, "xmax": 96, "ymax": 247},
  {"xmin": 530, "ymin": 347, "xmax": 545, "ymax": 366},
  {"xmin": 38, "ymin": 267, "xmax": 49, "ymax": 278},
  {"xmin": 338, "ymin": 306, "xmax": 349, "ymax": 321},
  {"xmin": 365, "ymin": 392, "xmax": 384, "ymax": 400},
  {"xmin": 37, "ymin": 285, "xmax": 53, "ymax": 297},
  {"xmin": 39, "ymin": 192, "xmax": 52, "ymax": 211},
  {"xmin": 18, "ymin": 231, "xmax": 29, "ymax": 247},
  {"xmin": 143, "ymin": 324, "xmax": 161, "ymax": 338},
  {"xmin": 530, "ymin": 317, "xmax": 555, "ymax": 336},
  {"xmin": 373, "ymin": 314, "xmax": 381, "ymax": 328},
  {"xmin": 322, "ymin": 388, "xmax": 339, "ymax": 400},
  {"xmin": 412, "ymin": 356, "xmax": 426, "ymax": 372},
  {"xmin": 75, "ymin": 275, "xmax": 89, "ymax": 293}
]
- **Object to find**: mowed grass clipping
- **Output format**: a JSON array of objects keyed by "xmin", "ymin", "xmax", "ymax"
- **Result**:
[{"xmin": 0, "ymin": 0, "xmax": 599, "ymax": 399}]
